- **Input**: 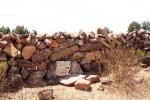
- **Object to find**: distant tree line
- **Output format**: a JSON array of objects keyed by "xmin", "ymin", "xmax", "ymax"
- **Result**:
[
  {"xmin": 0, "ymin": 25, "xmax": 36, "ymax": 34},
  {"xmin": 128, "ymin": 21, "xmax": 150, "ymax": 32}
]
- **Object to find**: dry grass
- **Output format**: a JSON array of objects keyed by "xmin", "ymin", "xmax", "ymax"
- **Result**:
[{"xmin": 99, "ymin": 47, "xmax": 148, "ymax": 96}]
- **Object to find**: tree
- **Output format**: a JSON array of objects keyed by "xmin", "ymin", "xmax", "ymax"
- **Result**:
[
  {"xmin": 128, "ymin": 21, "xmax": 141, "ymax": 32},
  {"xmin": 141, "ymin": 21, "xmax": 150, "ymax": 31},
  {"xmin": 13, "ymin": 25, "xmax": 29, "ymax": 34},
  {"xmin": 0, "ymin": 26, "xmax": 11, "ymax": 34}
]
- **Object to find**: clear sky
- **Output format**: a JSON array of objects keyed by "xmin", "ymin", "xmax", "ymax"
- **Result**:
[{"xmin": 0, "ymin": 0, "xmax": 149, "ymax": 34}]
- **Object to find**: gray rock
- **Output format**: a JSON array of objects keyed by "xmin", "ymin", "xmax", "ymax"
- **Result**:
[{"xmin": 70, "ymin": 61, "xmax": 83, "ymax": 74}]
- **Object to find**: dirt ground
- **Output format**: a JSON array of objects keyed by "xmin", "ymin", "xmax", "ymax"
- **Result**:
[{"xmin": 1, "ymin": 68, "xmax": 150, "ymax": 100}]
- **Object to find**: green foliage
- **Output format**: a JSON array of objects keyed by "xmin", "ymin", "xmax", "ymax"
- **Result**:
[
  {"xmin": 128, "ymin": 21, "xmax": 141, "ymax": 32},
  {"xmin": 0, "ymin": 26, "xmax": 11, "ymax": 34},
  {"xmin": 13, "ymin": 25, "xmax": 29, "ymax": 34},
  {"xmin": 0, "ymin": 61, "xmax": 8, "ymax": 71},
  {"xmin": 135, "ymin": 49, "xmax": 145, "ymax": 57},
  {"xmin": 141, "ymin": 21, "xmax": 150, "ymax": 31},
  {"xmin": 134, "ymin": 49, "xmax": 150, "ymax": 57}
]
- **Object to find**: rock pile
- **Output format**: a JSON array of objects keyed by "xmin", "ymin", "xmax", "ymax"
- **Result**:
[
  {"xmin": 113, "ymin": 29, "xmax": 150, "ymax": 50},
  {"xmin": 0, "ymin": 28, "xmax": 112, "ymax": 86}
]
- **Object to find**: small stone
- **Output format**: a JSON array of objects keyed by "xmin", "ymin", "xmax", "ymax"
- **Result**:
[
  {"xmin": 98, "ymin": 84, "xmax": 105, "ymax": 91},
  {"xmin": 100, "ymin": 77, "xmax": 112, "ymax": 85},
  {"xmin": 86, "ymin": 75, "xmax": 100, "ymax": 83},
  {"xmin": 75, "ymin": 79, "xmax": 91, "ymax": 91},
  {"xmin": 38, "ymin": 89, "xmax": 53, "ymax": 100}
]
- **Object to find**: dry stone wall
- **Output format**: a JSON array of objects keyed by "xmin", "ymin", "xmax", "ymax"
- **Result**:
[{"xmin": 0, "ymin": 28, "xmax": 113, "ymax": 86}]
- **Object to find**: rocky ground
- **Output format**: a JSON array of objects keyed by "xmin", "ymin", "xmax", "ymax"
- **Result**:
[{"xmin": 1, "ymin": 67, "xmax": 150, "ymax": 100}]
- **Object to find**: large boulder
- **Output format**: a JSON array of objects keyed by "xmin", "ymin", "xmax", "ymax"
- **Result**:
[
  {"xmin": 22, "ymin": 45, "xmax": 36, "ymax": 60},
  {"xmin": 50, "ymin": 46, "xmax": 79, "ymax": 61}
]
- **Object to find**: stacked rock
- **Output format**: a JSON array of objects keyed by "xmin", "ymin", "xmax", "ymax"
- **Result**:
[{"xmin": 0, "ymin": 28, "xmax": 112, "ymax": 86}]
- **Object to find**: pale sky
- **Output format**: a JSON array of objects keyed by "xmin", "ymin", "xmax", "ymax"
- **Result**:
[{"xmin": 0, "ymin": 0, "xmax": 149, "ymax": 34}]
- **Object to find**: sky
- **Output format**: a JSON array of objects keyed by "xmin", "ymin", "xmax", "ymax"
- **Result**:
[{"xmin": 0, "ymin": 0, "xmax": 149, "ymax": 34}]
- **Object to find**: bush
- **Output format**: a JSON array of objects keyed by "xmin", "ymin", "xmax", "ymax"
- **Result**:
[{"xmin": 100, "ymin": 47, "xmax": 141, "ymax": 95}]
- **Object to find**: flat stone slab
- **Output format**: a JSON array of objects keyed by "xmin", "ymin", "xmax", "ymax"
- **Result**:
[{"xmin": 59, "ymin": 74, "xmax": 86, "ymax": 86}]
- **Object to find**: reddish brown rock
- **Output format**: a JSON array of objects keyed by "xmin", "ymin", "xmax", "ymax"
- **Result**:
[
  {"xmin": 76, "ymin": 40, "xmax": 84, "ymax": 46},
  {"xmin": 50, "ymin": 46, "xmax": 79, "ymax": 61},
  {"xmin": 59, "ymin": 42, "xmax": 69, "ymax": 49},
  {"xmin": 44, "ymin": 39, "xmax": 52, "ymax": 46},
  {"xmin": 72, "ymin": 52, "xmax": 84, "ymax": 60},
  {"xmin": 0, "ymin": 53, "xmax": 7, "ymax": 61},
  {"xmin": 56, "ymin": 35, "xmax": 66, "ymax": 43},
  {"xmin": 86, "ymin": 75, "xmax": 100, "ymax": 83},
  {"xmin": 79, "ymin": 43, "xmax": 102, "ymax": 52},
  {"xmin": 27, "ymin": 71, "xmax": 45, "ymax": 86},
  {"xmin": 85, "ymin": 52, "xmax": 95, "ymax": 61},
  {"xmin": 3, "ymin": 43, "xmax": 17, "ymax": 57},
  {"xmin": 67, "ymin": 39, "xmax": 76, "ymax": 47},
  {"xmin": 0, "ymin": 40, "xmax": 8, "ymax": 49},
  {"xmin": 32, "ymin": 48, "xmax": 52, "ymax": 62},
  {"xmin": 36, "ymin": 41, "xmax": 47, "ymax": 50},
  {"xmin": 38, "ymin": 89, "xmax": 53, "ymax": 100},
  {"xmin": 93, "ymin": 50, "xmax": 101, "ymax": 60},
  {"xmin": 16, "ymin": 59, "xmax": 32, "ymax": 69},
  {"xmin": 81, "ymin": 62, "xmax": 91, "ymax": 72},
  {"xmin": 52, "ymin": 47, "xmax": 61, "ymax": 52},
  {"xmin": 89, "ymin": 38, "xmax": 97, "ymax": 43},
  {"xmin": 75, "ymin": 79, "xmax": 91, "ymax": 91},
  {"xmin": 37, "ymin": 34, "xmax": 46, "ymax": 41},
  {"xmin": 50, "ymin": 40, "xmax": 59, "ymax": 48},
  {"xmin": 22, "ymin": 45, "xmax": 36, "ymax": 60}
]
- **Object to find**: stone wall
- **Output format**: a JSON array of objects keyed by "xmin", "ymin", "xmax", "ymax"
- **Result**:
[{"xmin": 0, "ymin": 28, "xmax": 113, "ymax": 86}]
